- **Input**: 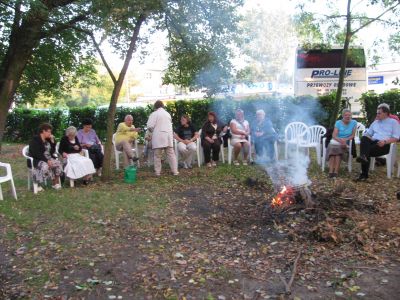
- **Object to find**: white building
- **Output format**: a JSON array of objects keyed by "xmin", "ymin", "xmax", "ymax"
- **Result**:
[{"xmin": 367, "ymin": 63, "xmax": 400, "ymax": 94}]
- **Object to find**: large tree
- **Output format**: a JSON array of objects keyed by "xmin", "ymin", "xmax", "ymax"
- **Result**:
[
  {"xmin": 0, "ymin": 0, "xmax": 94, "ymax": 150},
  {"xmin": 236, "ymin": 8, "xmax": 296, "ymax": 83},
  {"xmin": 295, "ymin": 0, "xmax": 400, "ymax": 127},
  {"xmin": 77, "ymin": 0, "xmax": 243, "ymax": 179}
]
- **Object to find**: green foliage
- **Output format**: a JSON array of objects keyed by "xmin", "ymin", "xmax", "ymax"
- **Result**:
[
  {"xmin": 0, "ymin": 0, "xmax": 96, "ymax": 105},
  {"xmin": 360, "ymin": 89, "xmax": 400, "ymax": 126},
  {"xmin": 5, "ymin": 95, "xmax": 339, "ymax": 143},
  {"xmin": 5, "ymin": 108, "xmax": 67, "ymax": 142}
]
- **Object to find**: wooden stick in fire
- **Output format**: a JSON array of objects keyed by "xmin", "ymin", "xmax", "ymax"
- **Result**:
[{"xmin": 279, "ymin": 249, "xmax": 302, "ymax": 295}]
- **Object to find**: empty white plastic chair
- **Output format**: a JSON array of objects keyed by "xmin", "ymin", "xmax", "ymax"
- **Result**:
[
  {"xmin": 298, "ymin": 125, "xmax": 326, "ymax": 165},
  {"xmin": 0, "ymin": 162, "xmax": 17, "ymax": 200},
  {"xmin": 112, "ymin": 133, "xmax": 140, "ymax": 170},
  {"xmin": 284, "ymin": 122, "xmax": 308, "ymax": 159},
  {"xmin": 370, "ymin": 143, "xmax": 397, "ymax": 179}
]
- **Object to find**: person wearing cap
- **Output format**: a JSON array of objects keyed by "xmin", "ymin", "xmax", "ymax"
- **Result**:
[
  {"xmin": 146, "ymin": 100, "xmax": 179, "ymax": 176},
  {"xmin": 356, "ymin": 103, "xmax": 400, "ymax": 181}
]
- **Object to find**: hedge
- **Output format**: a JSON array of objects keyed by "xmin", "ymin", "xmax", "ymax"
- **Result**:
[
  {"xmin": 4, "ymin": 94, "xmax": 365, "ymax": 143},
  {"xmin": 360, "ymin": 89, "xmax": 400, "ymax": 126}
]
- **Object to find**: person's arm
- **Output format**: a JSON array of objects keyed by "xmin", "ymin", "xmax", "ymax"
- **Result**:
[
  {"xmin": 174, "ymin": 130, "xmax": 184, "ymax": 143},
  {"xmin": 332, "ymin": 127, "xmax": 341, "ymax": 143},
  {"xmin": 244, "ymin": 121, "xmax": 251, "ymax": 136},
  {"xmin": 230, "ymin": 121, "xmax": 246, "ymax": 135},
  {"xmin": 58, "ymin": 136, "xmax": 68, "ymax": 154},
  {"xmin": 75, "ymin": 137, "xmax": 82, "ymax": 152},
  {"xmin": 146, "ymin": 113, "xmax": 156, "ymax": 132},
  {"xmin": 379, "ymin": 122, "xmax": 400, "ymax": 146},
  {"xmin": 363, "ymin": 122, "xmax": 375, "ymax": 139},
  {"xmin": 29, "ymin": 138, "xmax": 47, "ymax": 162}
]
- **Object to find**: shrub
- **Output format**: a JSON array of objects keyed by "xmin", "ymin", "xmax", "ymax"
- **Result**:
[{"xmin": 5, "ymin": 95, "xmax": 341, "ymax": 143}]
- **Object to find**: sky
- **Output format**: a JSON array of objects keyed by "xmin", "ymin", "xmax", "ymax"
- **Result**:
[{"xmin": 100, "ymin": 0, "xmax": 398, "ymax": 73}]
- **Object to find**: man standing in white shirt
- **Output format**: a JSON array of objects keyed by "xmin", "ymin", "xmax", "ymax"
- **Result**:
[
  {"xmin": 146, "ymin": 100, "xmax": 179, "ymax": 176},
  {"xmin": 356, "ymin": 103, "xmax": 400, "ymax": 181}
]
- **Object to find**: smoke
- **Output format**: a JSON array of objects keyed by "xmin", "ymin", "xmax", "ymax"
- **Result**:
[{"xmin": 210, "ymin": 96, "xmax": 324, "ymax": 190}]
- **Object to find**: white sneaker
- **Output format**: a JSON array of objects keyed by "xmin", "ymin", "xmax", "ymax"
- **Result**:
[
  {"xmin": 233, "ymin": 160, "xmax": 240, "ymax": 166},
  {"xmin": 242, "ymin": 161, "xmax": 248, "ymax": 166},
  {"xmin": 183, "ymin": 162, "xmax": 188, "ymax": 169},
  {"xmin": 37, "ymin": 186, "xmax": 44, "ymax": 192},
  {"xmin": 52, "ymin": 183, "xmax": 61, "ymax": 190},
  {"xmin": 211, "ymin": 161, "xmax": 217, "ymax": 167}
]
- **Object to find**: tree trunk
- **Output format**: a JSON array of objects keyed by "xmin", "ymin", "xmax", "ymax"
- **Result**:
[
  {"xmin": 0, "ymin": 7, "xmax": 48, "ymax": 151},
  {"xmin": 330, "ymin": 0, "xmax": 352, "ymax": 128},
  {"xmin": 101, "ymin": 15, "xmax": 146, "ymax": 180}
]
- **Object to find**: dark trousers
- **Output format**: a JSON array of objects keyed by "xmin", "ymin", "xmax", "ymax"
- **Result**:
[
  {"xmin": 359, "ymin": 136, "xmax": 390, "ymax": 176},
  {"xmin": 88, "ymin": 146, "xmax": 104, "ymax": 169},
  {"xmin": 202, "ymin": 138, "xmax": 221, "ymax": 163},
  {"xmin": 254, "ymin": 137, "xmax": 275, "ymax": 161}
]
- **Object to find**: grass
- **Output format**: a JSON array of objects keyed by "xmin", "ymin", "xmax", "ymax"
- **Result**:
[{"xmin": 1, "ymin": 143, "xmax": 399, "ymax": 298}]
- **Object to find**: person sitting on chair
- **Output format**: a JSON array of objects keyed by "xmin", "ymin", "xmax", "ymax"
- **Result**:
[
  {"xmin": 201, "ymin": 112, "xmax": 228, "ymax": 167},
  {"xmin": 59, "ymin": 126, "xmax": 96, "ymax": 185},
  {"xmin": 230, "ymin": 109, "xmax": 251, "ymax": 166},
  {"xmin": 28, "ymin": 123, "xmax": 62, "ymax": 191},
  {"xmin": 174, "ymin": 115, "xmax": 199, "ymax": 169},
  {"xmin": 326, "ymin": 109, "xmax": 357, "ymax": 178},
  {"xmin": 252, "ymin": 109, "xmax": 278, "ymax": 163},
  {"xmin": 115, "ymin": 115, "xmax": 140, "ymax": 168},
  {"xmin": 356, "ymin": 103, "xmax": 400, "ymax": 181},
  {"xmin": 77, "ymin": 118, "xmax": 103, "ymax": 176}
]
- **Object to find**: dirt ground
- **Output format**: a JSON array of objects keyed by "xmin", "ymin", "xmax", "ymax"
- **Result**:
[{"xmin": 1, "ymin": 144, "xmax": 400, "ymax": 299}]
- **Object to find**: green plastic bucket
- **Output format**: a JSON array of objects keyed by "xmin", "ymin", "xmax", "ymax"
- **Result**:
[{"xmin": 124, "ymin": 165, "xmax": 137, "ymax": 184}]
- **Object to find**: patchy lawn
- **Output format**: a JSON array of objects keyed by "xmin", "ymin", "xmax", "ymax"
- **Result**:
[{"xmin": 0, "ymin": 143, "xmax": 399, "ymax": 300}]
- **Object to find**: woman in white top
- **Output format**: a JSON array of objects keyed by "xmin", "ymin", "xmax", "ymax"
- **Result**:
[
  {"xmin": 230, "ymin": 109, "xmax": 251, "ymax": 165},
  {"xmin": 59, "ymin": 126, "xmax": 96, "ymax": 184}
]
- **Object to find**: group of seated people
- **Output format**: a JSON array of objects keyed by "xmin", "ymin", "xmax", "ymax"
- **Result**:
[
  {"xmin": 27, "ymin": 100, "xmax": 399, "ymax": 190},
  {"xmin": 28, "ymin": 119, "xmax": 103, "ymax": 191},
  {"xmin": 326, "ymin": 103, "xmax": 400, "ymax": 181}
]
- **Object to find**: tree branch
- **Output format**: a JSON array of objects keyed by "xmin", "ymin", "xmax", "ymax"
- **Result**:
[
  {"xmin": 89, "ymin": 34, "xmax": 117, "ymax": 85},
  {"xmin": 40, "ymin": 13, "xmax": 88, "ymax": 38},
  {"xmin": 69, "ymin": 26, "xmax": 117, "ymax": 84},
  {"xmin": 352, "ymin": 2, "xmax": 400, "ymax": 35}
]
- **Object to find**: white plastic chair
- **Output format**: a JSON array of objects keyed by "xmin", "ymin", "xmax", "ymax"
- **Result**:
[
  {"xmin": 196, "ymin": 129, "xmax": 225, "ymax": 166},
  {"xmin": 370, "ymin": 143, "xmax": 397, "ymax": 179},
  {"xmin": 298, "ymin": 125, "xmax": 326, "ymax": 165},
  {"xmin": 321, "ymin": 138, "xmax": 353, "ymax": 172},
  {"xmin": 355, "ymin": 123, "xmax": 366, "ymax": 145},
  {"xmin": 112, "ymin": 133, "xmax": 140, "ymax": 170},
  {"xmin": 284, "ymin": 122, "xmax": 308, "ymax": 159},
  {"xmin": 174, "ymin": 138, "xmax": 200, "ymax": 169},
  {"xmin": 22, "ymin": 145, "xmax": 40, "ymax": 194},
  {"xmin": 227, "ymin": 135, "xmax": 252, "ymax": 164},
  {"xmin": 252, "ymin": 140, "xmax": 279, "ymax": 162},
  {"xmin": 0, "ymin": 162, "xmax": 17, "ymax": 200}
]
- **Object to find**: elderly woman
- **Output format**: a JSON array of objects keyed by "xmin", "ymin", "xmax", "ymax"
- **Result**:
[
  {"xmin": 147, "ymin": 100, "xmax": 179, "ymax": 176},
  {"xmin": 59, "ymin": 126, "xmax": 96, "ymax": 184},
  {"xmin": 253, "ymin": 109, "xmax": 278, "ymax": 162},
  {"xmin": 174, "ymin": 115, "xmax": 199, "ymax": 169},
  {"xmin": 28, "ymin": 123, "xmax": 62, "ymax": 191},
  {"xmin": 326, "ymin": 109, "xmax": 357, "ymax": 178},
  {"xmin": 230, "ymin": 109, "xmax": 251, "ymax": 165},
  {"xmin": 77, "ymin": 118, "xmax": 103, "ymax": 176},
  {"xmin": 201, "ymin": 112, "xmax": 227, "ymax": 167}
]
